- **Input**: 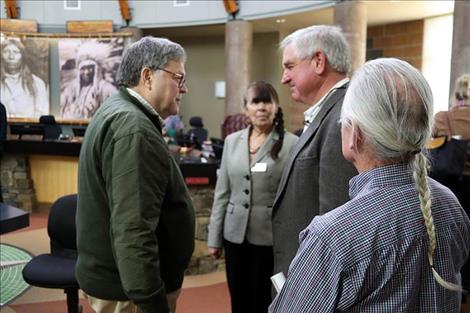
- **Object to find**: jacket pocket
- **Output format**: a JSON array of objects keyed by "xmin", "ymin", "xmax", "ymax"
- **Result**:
[
  {"xmin": 227, "ymin": 202, "xmax": 234, "ymax": 214},
  {"xmin": 267, "ymin": 205, "xmax": 273, "ymax": 218}
]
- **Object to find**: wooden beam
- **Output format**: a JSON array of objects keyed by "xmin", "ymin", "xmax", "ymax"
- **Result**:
[
  {"xmin": 0, "ymin": 19, "xmax": 38, "ymax": 32},
  {"xmin": 0, "ymin": 30, "xmax": 132, "ymax": 38},
  {"xmin": 223, "ymin": 0, "xmax": 239, "ymax": 15},
  {"xmin": 66, "ymin": 20, "xmax": 113, "ymax": 33},
  {"xmin": 119, "ymin": 0, "xmax": 131, "ymax": 24},
  {"xmin": 5, "ymin": 0, "xmax": 18, "ymax": 19}
]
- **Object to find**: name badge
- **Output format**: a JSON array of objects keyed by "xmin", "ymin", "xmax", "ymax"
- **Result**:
[{"xmin": 251, "ymin": 162, "xmax": 267, "ymax": 172}]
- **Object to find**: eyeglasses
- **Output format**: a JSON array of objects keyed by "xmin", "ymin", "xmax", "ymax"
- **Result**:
[{"xmin": 156, "ymin": 67, "xmax": 186, "ymax": 88}]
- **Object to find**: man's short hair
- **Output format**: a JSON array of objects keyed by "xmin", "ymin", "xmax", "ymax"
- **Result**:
[
  {"xmin": 281, "ymin": 25, "xmax": 351, "ymax": 74},
  {"xmin": 117, "ymin": 37, "xmax": 186, "ymax": 88}
]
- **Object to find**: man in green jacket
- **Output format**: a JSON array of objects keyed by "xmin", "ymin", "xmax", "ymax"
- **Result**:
[{"xmin": 76, "ymin": 37, "xmax": 195, "ymax": 313}]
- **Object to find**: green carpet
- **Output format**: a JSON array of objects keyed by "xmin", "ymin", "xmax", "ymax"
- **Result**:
[{"xmin": 0, "ymin": 243, "xmax": 33, "ymax": 307}]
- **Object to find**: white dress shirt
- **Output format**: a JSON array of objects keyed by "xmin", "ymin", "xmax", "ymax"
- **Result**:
[{"xmin": 303, "ymin": 78, "xmax": 349, "ymax": 133}]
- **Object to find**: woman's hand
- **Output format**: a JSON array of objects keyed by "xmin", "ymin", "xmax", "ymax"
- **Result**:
[{"xmin": 208, "ymin": 247, "xmax": 223, "ymax": 259}]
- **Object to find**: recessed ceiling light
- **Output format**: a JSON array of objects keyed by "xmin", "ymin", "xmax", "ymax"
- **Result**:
[{"xmin": 276, "ymin": 19, "xmax": 286, "ymax": 24}]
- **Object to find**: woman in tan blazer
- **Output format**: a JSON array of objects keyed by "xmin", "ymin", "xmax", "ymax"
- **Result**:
[
  {"xmin": 208, "ymin": 81, "xmax": 298, "ymax": 313},
  {"xmin": 433, "ymin": 73, "xmax": 470, "ymax": 300}
]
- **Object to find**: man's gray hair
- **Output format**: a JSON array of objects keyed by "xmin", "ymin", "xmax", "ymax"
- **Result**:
[
  {"xmin": 117, "ymin": 36, "xmax": 186, "ymax": 88},
  {"xmin": 341, "ymin": 58, "xmax": 433, "ymax": 160},
  {"xmin": 281, "ymin": 25, "xmax": 351, "ymax": 74}
]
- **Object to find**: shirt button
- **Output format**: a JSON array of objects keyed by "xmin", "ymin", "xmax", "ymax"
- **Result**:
[
  {"xmin": 244, "ymin": 203, "xmax": 249, "ymax": 209},
  {"xmin": 244, "ymin": 189, "xmax": 249, "ymax": 194},
  {"xmin": 244, "ymin": 175, "xmax": 250, "ymax": 180}
]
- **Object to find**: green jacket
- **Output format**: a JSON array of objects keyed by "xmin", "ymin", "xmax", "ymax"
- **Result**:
[{"xmin": 76, "ymin": 88, "xmax": 195, "ymax": 313}]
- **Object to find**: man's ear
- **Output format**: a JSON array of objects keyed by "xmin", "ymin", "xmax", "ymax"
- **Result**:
[
  {"xmin": 352, "ymin": 124, "xmax": 364, "ymax": 153},
  {"xmin": 312, "ymin": 51, "xmax": 327, "ymax": 75},
  {"xmin": 141, "ymin": 67, "xmax": 153, "ymax": 89}
]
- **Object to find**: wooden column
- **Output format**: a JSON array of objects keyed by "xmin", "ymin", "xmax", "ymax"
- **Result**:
[
  {"xmin": 449, "ymin": 0, "xmax": 470, "ymax": 105},
  {"xmin": 334, "ymin": 1, "xmax": 367, "ymax": 73},
  {"xmin": 225, "ymin": 20, "xmax": 252, "ymax": 116}
]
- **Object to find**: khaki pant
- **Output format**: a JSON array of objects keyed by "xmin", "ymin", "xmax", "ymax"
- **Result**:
[{"xmin": 85, "ymin": 289, "xmax": 181, "ymax": 313}]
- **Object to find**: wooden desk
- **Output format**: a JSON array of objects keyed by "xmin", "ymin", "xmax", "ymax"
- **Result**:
[
  {"xmin": 0, "ymin": 203, "xmax": 30, "ymax": 234},
  {"xmin": 4, "ymin": 140, "xmax": 218, "ymax": 203}
]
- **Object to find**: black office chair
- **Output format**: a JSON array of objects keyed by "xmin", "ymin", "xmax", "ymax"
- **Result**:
[
  {"xmin": 39, "ymin": 115, "xmax": 62, "ymax": 140},
  {"xmin": 22, "ymin": 194, "xmax": 80, "ymax": 313},
  {"xmin": 187, "ymin": 116, "xmax": 208, "ymax": 149}
]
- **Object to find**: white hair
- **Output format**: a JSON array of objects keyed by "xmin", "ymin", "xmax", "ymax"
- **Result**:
[
  {"xmin": 341, "ymin": 58, "xmax": 433, "ymax": 159},
  {"xmin": 280, "ymin": 25, "xmax": 351, "ymax": 74},
  {"xmin": 341, "ymin": 58, "xmax": 464, "ymax": 293}
]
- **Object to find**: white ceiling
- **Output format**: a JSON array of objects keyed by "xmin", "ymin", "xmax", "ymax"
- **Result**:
[
  {"xmin": 252, "ymin": 0, "xmax": 454, "ymax": 32},
  {"xmin": 150, "ymin": 0, "xmax": 454, "ymax": 38}
]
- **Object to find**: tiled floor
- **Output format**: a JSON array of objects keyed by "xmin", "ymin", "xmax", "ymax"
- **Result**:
[{"xmin": 0, "ymin": 207, "xmax": 231, "ymax": 313}]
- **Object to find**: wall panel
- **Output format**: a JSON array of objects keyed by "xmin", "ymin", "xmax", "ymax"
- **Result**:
[{"xmin": 29, "ymin": 155, "xmax": 78, "ymax": 203}]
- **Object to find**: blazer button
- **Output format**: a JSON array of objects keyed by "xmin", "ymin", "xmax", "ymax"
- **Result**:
[
  {"xmin": 244, "ymin": 203, "xmax": 249, "ymax": 209},
  {"xmin": 244, "ymin": 189, "xmax": 249, "ymax": 195},
  {"xmin": 244, "ymin": 175, "xmax": 250, "ymax": 180}
]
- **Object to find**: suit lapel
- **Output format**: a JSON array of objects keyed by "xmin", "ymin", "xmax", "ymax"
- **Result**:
[{"xmin": 273, "ymin": 85, "xmax": 348, "ymax": 210}]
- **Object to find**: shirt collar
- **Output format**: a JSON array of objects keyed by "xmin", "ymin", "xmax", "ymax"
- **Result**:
[
  {"xmin": 126, "ymin": 88, "xmax": 165, "ymax": 125},
  {"xmin": 303, "ymin": 77, "xmax": 349, "ymax": 128},
  {"xmin": 349, "ymin": 163, "xmax": 414, "ymax": 199}
]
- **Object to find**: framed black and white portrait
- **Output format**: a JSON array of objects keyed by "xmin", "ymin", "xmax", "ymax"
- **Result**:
[
  {"xmin": 58, "ymin": 38, "xmax": 124, "ymax": 119},
  {"xmin": 0, "ymin": 35, "xmax": 50, "ymax": 118}
]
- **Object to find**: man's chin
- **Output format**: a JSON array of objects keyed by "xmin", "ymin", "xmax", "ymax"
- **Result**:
[
  {"xmin": 291, "ymin": 93, "xmax": 301, "ymax": 102},
  {"xmin": 171, "ymin": 102, "xmax": 180, "ymax": 116}
]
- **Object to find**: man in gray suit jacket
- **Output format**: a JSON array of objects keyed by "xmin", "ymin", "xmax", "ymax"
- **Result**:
[{"xmin": 272, "ymin": 25, "xmax": 357, "ymax": 276}]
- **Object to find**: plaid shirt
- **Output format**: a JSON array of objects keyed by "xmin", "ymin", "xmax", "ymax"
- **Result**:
[{"xmin": 270, "ymin": 163, "xmax": 470, "ymax": 313}]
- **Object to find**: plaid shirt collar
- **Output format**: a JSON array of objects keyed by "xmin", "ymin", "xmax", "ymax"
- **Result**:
[{"xmin": 349, "ymin": 163, "xmax": 414, "ymax": 199}]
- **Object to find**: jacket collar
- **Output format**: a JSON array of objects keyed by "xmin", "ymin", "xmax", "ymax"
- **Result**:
[
  {"xmin": 295, "ymin": 83, "xmax": 348, "ymax": 153},
  {"xmin": 118, "ymin": 87, "xmax": 163, "ymax": 133}
]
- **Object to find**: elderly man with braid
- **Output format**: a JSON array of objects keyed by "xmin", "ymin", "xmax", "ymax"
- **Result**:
[{"xmin": 270, "ymin": 58, "xmax": 470, "ymax": 312}]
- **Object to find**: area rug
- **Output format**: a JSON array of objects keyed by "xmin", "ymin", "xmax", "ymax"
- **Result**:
[{"xmin": 0, "ymin": 243, "xmax": 33, "ymax": 307}]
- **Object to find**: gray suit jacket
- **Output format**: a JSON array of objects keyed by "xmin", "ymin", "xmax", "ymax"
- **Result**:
[
  {"xmin": 208, "ymin": 127, "xmax": 298, "ymax": 247},
  {"xmin": 272, "ymin": 84, "xmax": 357, "ymax": 275}
]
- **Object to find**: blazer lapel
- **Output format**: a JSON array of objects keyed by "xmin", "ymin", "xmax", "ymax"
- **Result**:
[
  {"xmin": 250, "ymin": 130, "xmax": 277, "ymax": 166},
  {"xmin": 239, "ymin": 127, "xmax": 251, "ymax": 171},
  {"xmin": 273, "ymin": 85, "xmax": 348, "ymax": 210}
]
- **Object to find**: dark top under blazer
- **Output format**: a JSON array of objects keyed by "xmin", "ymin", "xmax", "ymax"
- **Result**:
[{"xmin": 272, "ymin": 84, "xmax": 357, "ymax": 275}]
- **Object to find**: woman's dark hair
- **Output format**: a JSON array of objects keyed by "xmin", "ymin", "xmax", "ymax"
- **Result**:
[{"xmin": 244, "ymin": 81, "xmax": 285, "ymax": 160}]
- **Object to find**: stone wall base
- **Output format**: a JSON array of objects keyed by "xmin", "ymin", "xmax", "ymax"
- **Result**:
[{"xmin": 1, "ymin": 155, "xmax": 37, "ymax": 212}]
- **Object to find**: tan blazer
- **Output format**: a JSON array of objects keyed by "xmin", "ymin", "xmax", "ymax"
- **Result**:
[
  {"xmin": 433, "ymin": 106, "xmax": 470, "ymax": 176},
  {"xmin": 208, "ymin": 127, "xmax": 298, "ymax": 247}
]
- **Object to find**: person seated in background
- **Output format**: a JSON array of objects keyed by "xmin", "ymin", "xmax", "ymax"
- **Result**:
[
  {"xmin": 163, "ymin": 114, "xmax": 184, "ymax": 144},
  {"xmin": 270, "ymin": 59, "xmax": 470, "ymax": 312},
  {"xmin": 208, "ymin": 81, "xmax": 298, "ymax": 313},
  {"xmin": 164, "ymin": 114, "xmax": 184, "ymax": 134},
  {"xmin": 433, "ymin": 73, "xmax": 470, "ymax": 301}
]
